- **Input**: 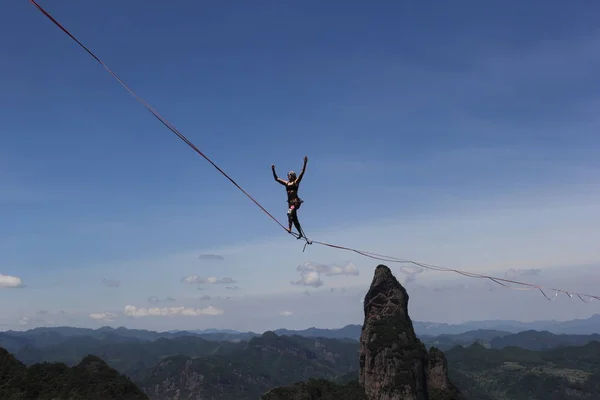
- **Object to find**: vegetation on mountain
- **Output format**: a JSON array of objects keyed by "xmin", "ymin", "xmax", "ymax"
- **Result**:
[
  {"xmin": 4, "ymin": 322, "xmax": 600, "ymax": 399},
  {"xmin": 0, "ymin": 347, "xmax": 148, "ymax": 400},
  {"xmin": 14, "ymin": 335, "xmax": 241, "ymax": 381},
  {"xmin": 140, "ymin": 331, "xmax": 359, "ymax": 399},
  {"xmin": 446, "ymin": 341, "xmax": 600, "ymax": 400},
  {"xmin": 262, "ymin": 378, "xmax": 368, "ymax": 400},
  {"xmin": 489, "ymin": 330, "xmax": 600, "ymax": 351}
]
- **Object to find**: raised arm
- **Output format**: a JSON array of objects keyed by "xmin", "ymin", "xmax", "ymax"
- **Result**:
[
  {"xmin": 296, "ymin": 156, "xmax": 308, "ymax": 183},
  {"xmin": 272, "ymin": 165, "xmax": 287, "ymax": 185}
]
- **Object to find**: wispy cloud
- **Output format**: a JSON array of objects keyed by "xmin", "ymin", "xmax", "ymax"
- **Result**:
[
  {"xmin": 123, "ymin": 305, "xmax": 224, "ymax": 317},
  {"xmin": 504, "ymin": 268, "xmax": 542, "ymax": 280},
  {"xmin": 226, "ymin": 286, "xmax": 240, "ymax": 290},
  {"xmin": 89, "ymin": 312, "xmax": 118, "ymax": 322},
  {"xmin": 198, "ymin": 254, "xmax": 225, "ymax": 261},
  {"xmin": 101, "ymin": 278, "xmax": 120, "ymax": 288},
  {"xmin": 429, "ymin": 283, "xmax": 470, "ymax": 293},
  {"xmin": 291, "ymin": 261, "xmax": 359, "ymax": 287},
  {"xmin": 280, "ymin": 311, "xmax": 293, "ymax": 317},
  {"xmin": 181, "ymin": 275, "xmax": 236, "ymax": 285},
  {"xmin": 0, "ymin": 274, "xmax": 23, "ymax": 288},
  {"xmin": 148, "ymin": 296, "xmax": 177, "ymax": 304},
  {"xmin": 397, "ymin": 265, "xmax": 424, "ymax": 285}
]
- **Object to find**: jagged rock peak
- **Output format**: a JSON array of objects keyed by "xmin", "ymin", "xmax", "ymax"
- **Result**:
[
  {"xmin": 359, "ymin": 264, "xmax": 429, "ymax": 400},
  {"xmin": 358, "ymin": 264, "xmax": 465, "ymax": 400},
  {"xmin": 364, "ymin": 264, "xmax": 411, "ymax": 320}
]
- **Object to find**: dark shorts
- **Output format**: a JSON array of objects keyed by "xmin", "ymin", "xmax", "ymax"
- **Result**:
[{"xmin": 288, "ymin": 197, "xmax": 303, "ymax": 210}]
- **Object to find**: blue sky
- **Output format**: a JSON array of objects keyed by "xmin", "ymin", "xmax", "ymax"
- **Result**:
[{"xmin": 1, "ymin": 0, "xmax": 600, "ymax": 331}]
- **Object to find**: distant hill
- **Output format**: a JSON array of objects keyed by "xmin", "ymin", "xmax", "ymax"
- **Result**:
[
  {"xmin": 273, "ymin": 324, "xmax": 362, "ymax": 340},
  {"xmin": 413, "ymin": 313, "xmax": 600, "ymax": 336},
  {"xmin": 3, "ymin": 313, "xmax": 599, "ymax": 346},
  {"xmin": 446, "ymin": 341, "xmax": 600, "ymax": 400},
  {"xmin": 2, "ymin": 330, "xmax": 359, "ymax": 399},
  {"xmin": 420, "ymin": 329, "xmax": 600, "ymax": 352},
  {"xmin": 489, "ymin": 330, "xmax": 600, "ymax": 351},
  {"xmin": 0, "ymin": 346, "xmax": 148, "ymax": 400},
  {"xmin": 140, "ymin": 332, "xmax": 360, "ymax": 400},
  {"xmin": 419, "ymin": 329, "xmax": 513, "ymax": 350},
  {"xmin": 2, "ymin": 308, "xmax": 600, "ymax": 397},
  {"xmin": 5, "ymin": 325, "xmax": 600, "ymax": 369},
  {"xmin": 13, "ymin": 334, "xmax": 242, "ymax": 381},
  {"xmin": 5, "ymin": 328, "xmax": 600, "ymax": 399}
]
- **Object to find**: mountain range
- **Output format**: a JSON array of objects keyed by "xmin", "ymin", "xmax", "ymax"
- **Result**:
[
  {"xmin": 3, "ymin": 312, "xmax": 600, "ymax": 350},
  {"xmin": 1, "ymin": 267, "xmax": 599, "ymax": 399},
  {"xmin": 445, "ymin": 341, "xmax": 600, "ymax": 400},
  {"xmin": 159, "ymin": 313, "xmax": 600, "ymax": 340}
]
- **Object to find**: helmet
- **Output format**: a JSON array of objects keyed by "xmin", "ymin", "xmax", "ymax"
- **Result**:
[{"xmin": 288, "ymin": 171, "xmax": 297, "ymax": 179}]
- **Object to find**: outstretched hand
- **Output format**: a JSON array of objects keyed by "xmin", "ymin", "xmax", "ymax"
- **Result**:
[
  {"xmin": 304, "ymin": 156, "xmax": 308, "ymax": 163},
  {"xmin": 271, "ymin": 164, "xmax": 275, "ymax": 170}
]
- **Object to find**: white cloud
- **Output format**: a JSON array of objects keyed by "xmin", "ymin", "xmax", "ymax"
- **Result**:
[
  {"xmin": 123, "ymin": 305, "xmax": 224, "ymax": 317},
  {"xmin": 297, "ymin": 261, "xmax": 359, "ymax": 277},
  {"xmin": 292, "ymin": 270, "xmax": 323, "ymax": 287},
  {"xmin": 89, "ymin": 312, "xmax": 118, "ymax": 321},
  {"xmin": 0, "ymin": 274, "xmax": 23, "ymax": 288},
  {"xmin": 18, "ymin": 316, "xmax": 29, "ymax": 326},
  {"xmin": 181, "ymin": 275, "xmax": 236, "ymax": 284},
  {"xmin": 291, "ymin": 261, "xmax": 359, "ymax": 287},
  {"xmin": 280, "ymin": 311, "xmax": 293, "ymax": 317},
  {"xmin": 397, "ymin": 265, "xmax": 424, "ymax": 285}
]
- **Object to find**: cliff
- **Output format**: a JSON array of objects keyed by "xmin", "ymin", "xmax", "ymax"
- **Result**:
[{"xmin": 359, "ymin": 264, "xmax": 464, "ymax": 400}]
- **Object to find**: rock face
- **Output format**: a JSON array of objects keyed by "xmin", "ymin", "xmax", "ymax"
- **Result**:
[
  {"xmin": 359, "ymin": 264, "xmax": 464, "ymax": 400},
  {"xmin": 359, "ymin": 264, "xmax": 429, "ymax": 399},
  {"xmin": 427, "ymin": 348, "xmax": 464, "ymax": 399}
]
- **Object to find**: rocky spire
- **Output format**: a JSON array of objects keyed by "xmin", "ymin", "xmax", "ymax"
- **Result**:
[
  {"xmin": 427, "ymin": 347, "xmax": 464, "ymax": 399},
  {"xmin": 359, "ymin": 264, "xmax": 464, "ymax": 400},
  {"xmin": 359, "ymin": 264, "xmax": 429, "ymax": 399},
  {"xmin": 262, "ymin": 264, "xmax": 464, "ymax": 400}
]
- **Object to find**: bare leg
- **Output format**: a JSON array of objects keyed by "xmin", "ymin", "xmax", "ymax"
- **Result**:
[
  {"xmin": 287, "ymin": 205, "xmax": 294, "ymax": 233},
  {"xmin": 287, "ymin": 205, "xmax": 303, "ymax": 238},
  {"xmin": 292, "ymin": 212, "xmax": 304, "ymax": 239}
]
